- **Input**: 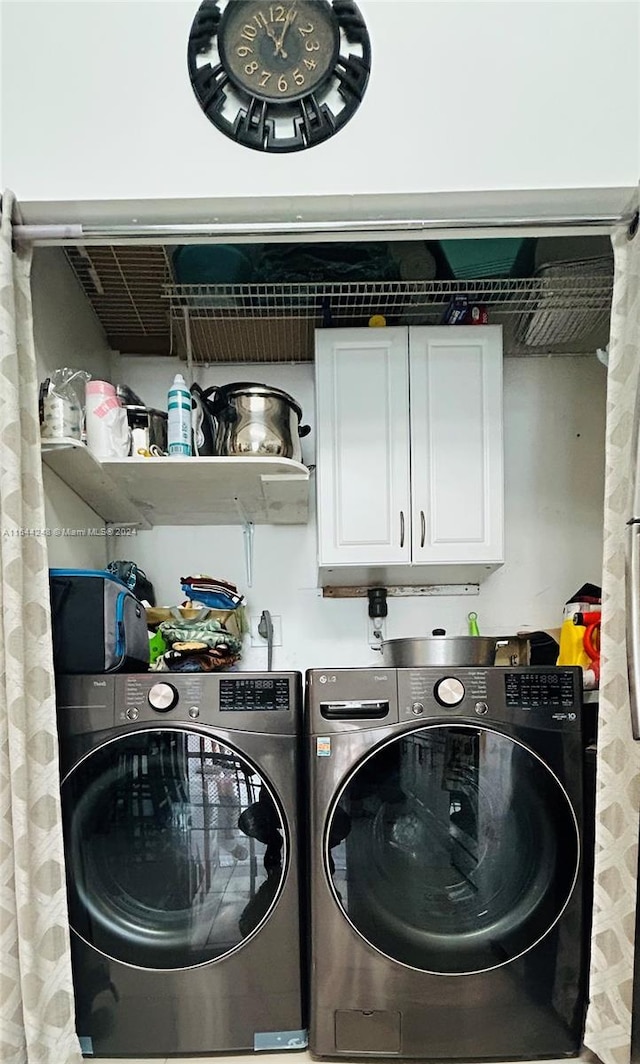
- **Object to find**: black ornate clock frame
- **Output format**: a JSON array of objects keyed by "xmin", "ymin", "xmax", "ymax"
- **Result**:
[{"xmin": 187, "ymin": 0, "xmax": 371, "ymax": 153}]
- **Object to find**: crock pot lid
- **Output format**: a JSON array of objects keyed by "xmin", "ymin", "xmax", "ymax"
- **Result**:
[{"xmin": 218, "ymin": 382, "xmax": 303, "ymax": 420}]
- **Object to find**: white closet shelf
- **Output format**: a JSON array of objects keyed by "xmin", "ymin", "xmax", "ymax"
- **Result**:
[{"xmin": 41, "ymin": 439, "xmax": 310, "ymax": 527}]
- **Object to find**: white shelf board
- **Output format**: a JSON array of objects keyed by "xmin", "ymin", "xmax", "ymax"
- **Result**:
[
  {"xmin": 42, "ymin": 442, "xmax": 310, "ymax": 526},
  {"xmin": 101, "ymin": 455, "xmax": 310, "ymax": 525},
  {"xmin": 41, "ymin": 439, "xmax": 150, "ymax": 528}
]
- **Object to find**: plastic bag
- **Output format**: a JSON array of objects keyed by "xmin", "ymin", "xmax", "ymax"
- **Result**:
[{"xmin": 39, "ymin": 368, "xmax": 91, "ymax": 440}]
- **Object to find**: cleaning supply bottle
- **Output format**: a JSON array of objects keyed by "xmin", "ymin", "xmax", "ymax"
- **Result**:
[
  {"xmin": 573, "ymin": 610, "xmax": 601, "ymax": 689},
  {"xmin": 167, "ymin": 373, "xmax": 192, "ymax": 457},
  {"xmin": 557, "ymin": 601, "xmax": 599, "ymax": 670}
]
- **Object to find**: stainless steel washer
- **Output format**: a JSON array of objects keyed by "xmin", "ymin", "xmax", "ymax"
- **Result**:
[
  {"xmin": 57, "ymin": 672, "xmax": 305, "ymax": 1058},
  {"xmin": 306, "ymin": 665, "xmax": 587, "ymax": 1059}
]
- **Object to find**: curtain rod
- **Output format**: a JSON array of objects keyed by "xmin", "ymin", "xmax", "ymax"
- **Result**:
[{"xmin": 11, "ymin": 213, "xmax": 634, "ymax": 245}]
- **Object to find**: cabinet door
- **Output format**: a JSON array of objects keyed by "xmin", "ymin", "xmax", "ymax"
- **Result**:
[
  {"xmin": 409, "ymin": 326, "xmax": 504, "ymax": 565},
  {"xmin": 315, "ymin": 328, "xmax": 411, "ymax": 566}
]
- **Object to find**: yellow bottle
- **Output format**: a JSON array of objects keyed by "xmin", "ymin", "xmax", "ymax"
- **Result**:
[
  {"xmin": 556, "ymin": 618, "xmax": 591, "ymax": 668},
  {"xmin": 556, "ymin": 601, "xmax": 600, "ymax": 669}
]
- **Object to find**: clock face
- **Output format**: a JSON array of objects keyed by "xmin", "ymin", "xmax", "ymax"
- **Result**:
[
  {"xmin": 187, "ymin": 0, "xmax": 371, "ymax": 153},
  {"xmin": 219, "ymin": 1, "xmax": 340, "ymax": 103}
]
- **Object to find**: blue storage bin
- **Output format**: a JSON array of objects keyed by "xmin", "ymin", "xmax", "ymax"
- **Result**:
[
  {"xmin": 172, "ymin": 245, "xmax": 255, "ymax": 285},
  {"xmin": 437, "ymin": 238, "xmax": 535, "ymax": 279}
]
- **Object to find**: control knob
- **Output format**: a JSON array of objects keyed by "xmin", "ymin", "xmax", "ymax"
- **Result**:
[
  {"xmin": 148, "ymin": 682, "xmax": 178, "ymax": 712},
  {"xmin": 434, "ymin": 677, "xmax": 465, "ymax": 707}
]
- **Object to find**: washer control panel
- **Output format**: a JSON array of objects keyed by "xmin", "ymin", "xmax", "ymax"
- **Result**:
[
  {"xmin": 505, "ymin": 670, "xmax": 576, "ymax": 709},
  {"xmin": 396, "ymin": 666, "xmax": 582, "ymax": 730}
]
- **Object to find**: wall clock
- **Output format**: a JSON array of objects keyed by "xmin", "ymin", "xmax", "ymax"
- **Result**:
[{"xmin": 187, "ymin": 0, "xmax": 371, "ymax": 153}]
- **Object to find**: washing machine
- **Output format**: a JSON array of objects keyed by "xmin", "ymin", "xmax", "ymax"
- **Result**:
[
  {"xmin": 306, "ymin": 665, "xmax": 587, "ymax": 1060},
  {"xmin": 56, "ymin": 672, "xmax": 306, "ymax": 1058}
]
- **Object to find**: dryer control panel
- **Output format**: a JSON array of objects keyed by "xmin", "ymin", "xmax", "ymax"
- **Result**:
[
  {"xmin": 220, "ymin": 676, "xmax": 291, "ymax": 712},
  {"xmin": 56, "ymin": 673, "xmax": 302, "ymax": 737}
]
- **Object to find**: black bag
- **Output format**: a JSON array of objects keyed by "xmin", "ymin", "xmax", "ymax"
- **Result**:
[
  {"xmin": 49, "ymin": 569, "xmax": 150, "ymax": 674},
  {"xmin": 105, "ymin": 560, "xmax": 156, "ymax": 606}
]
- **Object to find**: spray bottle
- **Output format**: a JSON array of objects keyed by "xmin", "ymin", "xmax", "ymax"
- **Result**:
[{"xmin": 167, "ymin": 373, "xmax": 192, "ymax": 457}]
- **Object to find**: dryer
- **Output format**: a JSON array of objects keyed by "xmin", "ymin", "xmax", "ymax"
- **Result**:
[
  {"xmin": 57, "ymin": 672, "xmax": 305, "ymax": 1058},
  {"xmin": 306, "ymin": 665, "xmax": 587, "ymax": 1060}
]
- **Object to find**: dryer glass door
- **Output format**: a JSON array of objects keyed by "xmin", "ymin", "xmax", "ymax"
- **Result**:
[
  {"xmin": 61, "ymin": 728, "xmax": 287, "ymax": 969},
  {"xmin": 325, "ymin": 724, "xmax": 579, "ymax": 975}
]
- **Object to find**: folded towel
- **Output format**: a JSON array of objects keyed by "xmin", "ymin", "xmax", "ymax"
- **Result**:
[{"xmin": 180, "ymin": 574, "xmax": 245, "ymax": 611}]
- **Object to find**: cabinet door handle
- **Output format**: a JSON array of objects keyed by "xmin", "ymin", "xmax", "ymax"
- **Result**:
[
  {"xmin": 420, "ymin": 510, "xmax": 426, "ymax": 548},
  {"xmin": 400, "ymin": 511, "xmax": 405, "ymax": 549}
]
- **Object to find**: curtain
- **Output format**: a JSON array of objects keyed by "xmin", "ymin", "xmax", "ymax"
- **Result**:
[
  {"xmin": 0, "ymin": 191, "xmax": 82, "ymax": 1064},
  {"xmin": 584, "ymin": 210, "xmax": 640, "ymax": 1064}
]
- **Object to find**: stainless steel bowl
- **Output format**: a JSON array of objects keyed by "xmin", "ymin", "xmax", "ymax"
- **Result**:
[{"xmin": 381, "ymin": 635, "xmax": 502, "ymax": 668}]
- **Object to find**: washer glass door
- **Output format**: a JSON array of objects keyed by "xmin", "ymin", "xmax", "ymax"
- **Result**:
[
  {"xmin": 326, "ymin": 724, "xmax": 579, "ymax": 975},
  {"xmin": 62, "ymin": 728, "xmax": 287, "ymax": 969}
]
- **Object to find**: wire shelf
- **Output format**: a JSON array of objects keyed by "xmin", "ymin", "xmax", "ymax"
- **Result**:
[
  {"xmin": 166, "ymin": 274, "xmax": 613, "ymax": 316},
  {"xmin": 63, "ymin": 244, "xmax": 613, "ymax": 363},
  {"xmin": 164, "ymin": 272, "xmax": 613, "ymax": 362},
  {"xmin": 64, "ymin": 245, "xmax": 175, "ymax": 356}
]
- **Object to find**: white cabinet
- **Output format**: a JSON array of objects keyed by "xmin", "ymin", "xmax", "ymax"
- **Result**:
[
  {"xmin": 315, "ymin": 326, "xmax": 504, "ymax": 587},
  {"xmin": 315, "ymin": 328, "xmax": 411, "ymax": 566}
]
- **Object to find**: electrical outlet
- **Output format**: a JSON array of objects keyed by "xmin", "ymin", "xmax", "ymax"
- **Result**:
[
  {"xmin": 250, "ymin": 614, "xmax": 283, "ymax": 647},
  {"xmin": 367, "ymin": 617, "xmax": 386, "ymax": 651}
]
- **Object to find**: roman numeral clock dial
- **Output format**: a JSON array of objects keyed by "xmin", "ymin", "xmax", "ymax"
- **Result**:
[{"xmin": 188, "ymin": 0, "xmax": 371, "ymax": 152}]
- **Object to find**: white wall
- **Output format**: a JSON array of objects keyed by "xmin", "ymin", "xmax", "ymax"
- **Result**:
[
  {"xmin": 2, "ymin": 1, "xmax": 637, "ymax": 225},
  {"xmin": 115, "ymin": 351, "xmax": 606, "ymax": 671},
  {"xmin": 32, "ymin": 247, "xmax": 114, "ymax": 567}
]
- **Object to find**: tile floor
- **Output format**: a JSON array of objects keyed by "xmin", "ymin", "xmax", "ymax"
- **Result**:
[{"xmin": 94, "ymin": 1055, "xmax": 597, "ymax": 1064}]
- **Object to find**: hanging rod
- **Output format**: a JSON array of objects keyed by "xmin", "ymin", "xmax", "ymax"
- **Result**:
[{"xmin": 11, "ymin": 212, "xmax": 635, "ymax": 246}]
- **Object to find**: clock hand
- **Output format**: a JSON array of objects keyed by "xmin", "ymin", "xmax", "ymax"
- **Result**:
[
  {"xmin": 264, "ymin": 22, "xmax": 284, "ymax": 56},
  {"xmin": 273, "ymin": 3, "xmax": 297, "ymax": 58}
]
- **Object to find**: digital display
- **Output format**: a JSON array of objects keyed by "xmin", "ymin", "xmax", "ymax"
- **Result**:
[
  {"xmin": 504, "ymin": 671, "xmax": 577, "ymax": 709},
  {"xmin": 219, "ymin": 677, "xmax": 290, "ymax": 712}
]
